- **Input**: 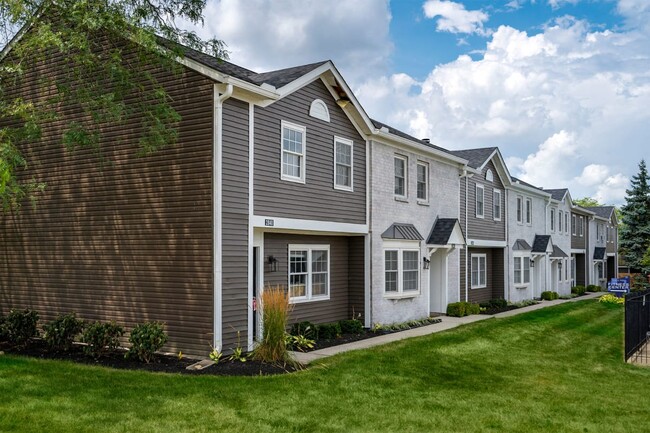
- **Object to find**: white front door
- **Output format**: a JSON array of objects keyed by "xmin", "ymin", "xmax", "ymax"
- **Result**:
[{"xmin": 429, "ymin": 250, "xmax": 448, "ymax": 314}]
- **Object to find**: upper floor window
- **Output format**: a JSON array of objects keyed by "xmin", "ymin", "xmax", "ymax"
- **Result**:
[
  {"xmin": 579, "ymin": 216, "xmax": 584, "ymax": 237},
  {"xmin": 288, "ymin": 245, "xmax": 330, "ymax": 302},
  {"xmin": 485, "ymin": 169, "xmax": 494, "ymax": 182},
  {"xmin": 471, "ymin": 254, "xmax": 487, "ymax": 289},
  {"xmin": 416, "ymin": 162, "xmax": 429, "ymax": 202},
  {"xmin": 550, "ymin": 208, "xmax": 556, "ymax": 231},
  {"xmin": 385, "ymin": 248, "xmax": 420, "ymax": 295},
  {"xmin": 565, "ymin": 212, "xmax": 569, "ymax": 234},
  {"xmin": 516, "ymin": 196, "xmax": 523, "ymax": 223},
  {"xmin": 493, "ymin": 190, "xmax": 502, "ymax": 220},
  {"xmin": 309, "ymin": 99, "xmax": 330, "ymax": 122},
  {"xmin": 525, "ymin": 198, "xmax": 532, "ymax": 225},
  {"xmin": 333, "ymin": 137, "xmax": 353, "ymax": 191},
  {"xmin": 559, "ymin": 210, "xmax": 563, "ymax": 232},
  {"xmin": 281, "ymin": 121, "xmax": 306, "ymax": 183},
  {"xmin": 572, "ymin": 214, "xmax": 576, "ymax": 235},
  {"xmin": 476, "ymin": 184, "xmax": 485, "ymax": 218},
  {"xmin": 394, "ymin": 156, "xmax": 407, "ymax": 199}
]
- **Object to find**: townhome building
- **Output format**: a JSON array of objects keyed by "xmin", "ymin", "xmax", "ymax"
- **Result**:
[
  {"xmin": 506, "ymin": 178, "xmax": 552, "ymax": 301},
  {"xmin": 584, "ymin": 206, "xmax": 619, "ymax": 289},
  {"xmin": 368, "ymin": 122, "xmax": 467, "ymax": 324},
  {"xmin": 449, "ymin": 148, "xmax": 511, "ymax": 304},
  {"xmin": 542, "ymin": 189, "xmax": 573, "ymax": 296},
  {"xmin": 570, "ymin": 206, "xmax": 593, "ymax": 287}
]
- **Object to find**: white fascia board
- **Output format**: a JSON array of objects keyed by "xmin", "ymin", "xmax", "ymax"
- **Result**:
[
  {"xmin": 571, "ymin": 249, "xmax": 586, "ymax": 254},
  {"xmin": 252, "ymin": 216, "xmax": 368, "ymax": 235},
  {"xmin": 466, "ymin": 239, "xmax": 507, "ymax": 248},
  {"xmin": 507, "ymin": 182, "xmax": 551, "ymax": 198},
  {"xmin": 479, "ymin": 149, "xmax": 513, "ymax": 188},
  {"xmin": 371, "ymin": 134, "xmax": 468, "ymax": 167},
  {"xmin": 570, "ymin": 205, "xmax": 595, "ymax": 215}
]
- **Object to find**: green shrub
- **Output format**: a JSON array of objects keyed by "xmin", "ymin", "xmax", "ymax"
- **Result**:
[
  {"xmin": 479, "ymin": 299, "xmax": 508, "ymax": 309},
  {"xmin": 127, "ymin": 322, "xmax": 168, "ymax": 363},
  {"xmin": 466, "ymin": 303, "xmax": 481, "ymax": 315},
  {"xmin": 252, "ymin": 285, "xmax": 291, "ymax": 363},
  {"xmin": 571, "ymin": 285, "xmax": 587, "ymax": 295},
  {"xmin": 541, "ymin": 291, "xmax": 559, "ymax": 300},
  {"xmin": 0, "ymin": 315, "xmax": 7, "ymax": 342},
  {"xmin": 81, "ymin": 321, "xmax": 124, "ymax": 357},
  {"xmin": 447, "ymin": 302, "xmax": 480, "ymax": 317},
  {"xmin": 43, "ymin": 313, "xmax": 84, "ymax": 351},
  {"xmin": 290, "ymin": 321, "xmax": 318, "ymax": 340},
  {"xmin": 587, "ymin": 284, "xmax": 602, "ymax": 292},
  {"xmin": 339, "ymin": 319, "xmax": 363, "ymax": 335},
  {"xmin": 317, "ymin": 322, "xmax": 342, "ymax": 340},
  {"xmin": 4, "ymin": 309, "xmax": 39, "ymax": 347}
]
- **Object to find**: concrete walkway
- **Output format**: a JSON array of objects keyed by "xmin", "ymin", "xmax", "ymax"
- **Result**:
[{"xmin": 291, "ymin": 292, "xmax": 602, "ymax": 364}]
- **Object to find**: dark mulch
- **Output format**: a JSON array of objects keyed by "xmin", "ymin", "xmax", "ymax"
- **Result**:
[
  {"xmin": 298, "ymin": 318, "xmax": 443, "ymax": 352},
  {"xmin": 479, "ymin": 305, "xmax": 520, "ymax": 315},
  {"xmin": 0, "ymin": 340, "xmax": 297, "ymax": 376}
]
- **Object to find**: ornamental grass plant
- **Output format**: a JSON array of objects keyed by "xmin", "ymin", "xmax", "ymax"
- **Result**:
[{"xmin": 253, "ymin": 285, "xmax": 293, "ymax": 363}]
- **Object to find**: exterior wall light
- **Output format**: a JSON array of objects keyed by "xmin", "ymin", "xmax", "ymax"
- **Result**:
[
  {"xmin": 268, "ymin": 255, "xmax": 279, "ymax": 272},
  {"xmin": 423, "ymin": 257, "xmax": 430, "ymax": 270}
]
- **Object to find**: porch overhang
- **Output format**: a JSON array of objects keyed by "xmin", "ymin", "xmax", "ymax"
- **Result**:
[{"xmin": 426, "ymin": 218, "xmax": 465, "ymax": 255}]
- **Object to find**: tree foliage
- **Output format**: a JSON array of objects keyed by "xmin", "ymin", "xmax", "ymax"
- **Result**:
[
  {"xmin": 573, "ymin": 197, "xmax": 600, "ymax": 208},
  {"xmin": 0, "ymin": 0, "xmax": 226, "ymax": 212},
  {"xmin": 619, "ymin": 159, "xmax": 650, "ymax": 273}
]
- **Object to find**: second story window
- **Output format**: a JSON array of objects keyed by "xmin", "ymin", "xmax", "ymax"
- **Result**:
[
  {"xmin": 565, "ymin": 212, "xmax": 569, "ymax": 234},
  {"xmin": 416, "ymin": 162, "xmax": 428, "ymax": 202},
  {"xmin": 516, "ymin": 196, "xmax": 523, "ymax": 223},
  {"xmin": 281, "ymin": 121, "xmax": 306, "ymax": 183},
  {"xmin": 551, "ymin": 208, "xmax": 555, "ymax": 231},
  {"xmin": 493, "ymin": 190, "xmax": 501, "ymax": 220},
  {"xmin": 572, "ymin": 214, "xmax": 576, "ymax": 235},
  {"xmin": 526, "ymin": 198, "xmax": 532, "ymax": 224},
  {"xmin": 394, "ymin": 156, "xmax": 407, "ymax": 199},
  {"xmin": 476, "ymin": 184, "xmax": 485, "ymax": 218},
  {"xmin": 559, "ymin": 210, "xmax": 563, "ymax": 232},
  {"xmin": 334, "ymin": 137, "xmax": 353, "ymax": 191},
  {"xmin": 580, "ymin": 216, "xmax": 584, "ymax": 237}
]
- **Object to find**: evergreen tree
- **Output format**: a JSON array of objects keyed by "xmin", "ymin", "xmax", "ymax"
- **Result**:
[{"xmin": 619, "ymin": 160, "xmax": 650, "ymax": 273}]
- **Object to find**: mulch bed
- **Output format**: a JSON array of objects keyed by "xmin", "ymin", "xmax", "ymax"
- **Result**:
[
  {"xmin": 0, "ymin": 340, "xmax": 297, "ymax": 376},
  {"xmin": 479, "ymin": 305, "xmax": 520, "ymax": 315}
]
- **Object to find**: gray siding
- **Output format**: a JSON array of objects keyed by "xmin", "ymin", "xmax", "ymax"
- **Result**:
[
  {"xmin": 221, "ymin": 98, "xmax": 250, "ymax": 350},
  {"xmin": 264, "ymin": 233, "xmax": 351, "ymax": 324},
  {"xmin": 253, "ymin": 79, "xmax": 366, "ymax": 224},
  {"xmin": 464, "ymin": 160, "xmax": 506, "ymax": 241},
  {"xmin": 0, "ymin": 39, "xmax": 214, "ymax": 356},
  {"xmin": 466, "ymin": 247, "xmax": 505, "ymax": 303},
  {"xmin": 571, "ymin": 212, "xmax": 586, "ymax": 249}
]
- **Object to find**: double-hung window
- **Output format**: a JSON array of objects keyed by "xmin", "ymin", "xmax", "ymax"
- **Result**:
[
  {"xmin": 579, "ymin": 216, "xmax": 584, "ymax": 237},
  {"xmin": 416, "ymin": 162, "xmax": 428, "ymax": 202},
  {"xmin": 288, "ymin": 245, "xmax": 329, "ymax": 302},
  {"xmin": 525, "ymin": 198, "xmax": 532, "ymax": 225},
  {"xmin": 559, "ymin": 210, "xmax": 563, "ymax": 232},
  {"xmin": 550, "ymin": 209, "xmax": 555, "ymax": 231},
  {"xmin": 493, "ymin": 190, "xmax": 501, "ymax": 220},
  {"xmin": 516, "ymin": 196, "xmax": 523, "ymax": 223},
  {"xmin": 476, "ymin": 185, "xmax": 485, "ymax": 218},
  {"xmin": 384, "ymin": 248, "xmax": 420, "ymax": 295},
  {"xmin": 394, "ymin": 156, "xmax": 407, "ymax": 199},
  {"xmin": 514, "ymin": 256, "xmax": 531, "ymax": 286},
  {"xmin": 572, "ymin": 214, "xmax": 576, "ymax": 235},
  {"xmin": 565, "ymin": 212, "xmax": 569, "ymax": 234},
  {"xmin": 565, "ymin": 258, "xmax": 568, "ymax": 281},
  {"xmin": 334, "ymin": 137, "xmax": 353, "ymax": 191},
  {"xmin": 471, "ymin": 254, "xmax": 487, "ymax": 289},
  {"xmin": 281, "ymin": 121, "xmax": 306, "ymax": 183}
]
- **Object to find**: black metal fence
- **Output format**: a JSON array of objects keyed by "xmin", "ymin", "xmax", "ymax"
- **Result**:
[{"xmin": 625, "ymin": 289, "xmax": 650, "ymax": 363}]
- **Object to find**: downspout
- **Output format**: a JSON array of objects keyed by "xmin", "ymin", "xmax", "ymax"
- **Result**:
[
  {"xmin": 460, "ymin": 168, "xmax": 470, "ymax": 302},
  {"xmin": 365, "ymin": 139, "xmax": 372, "ymax": 328},
  {"xmin": 544, "ymin": 198, "xmax": 551, "ymax": 295},
  {"xmin": 504, "ymin": 188, "xmax": 510, "ymax": 302},
  {"xmin": 213, "ymin": 83, "xmax": 233, "ymax": 351}
]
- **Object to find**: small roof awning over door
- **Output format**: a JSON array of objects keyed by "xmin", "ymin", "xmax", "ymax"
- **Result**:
[
  {"xmin": 593, "ymin": 247, "xmax": 606, "ymax": 260},
  {"xmin": 426, "ymin": 218, "xmax": 466, "ymax": 246},
  {"xmin": 551, "ymin": 245, "xmax": 568, "ymax": 259},
  {"xmin": 381, "ymin": 223, "xmax": 423, "ymax": 241},
  {"xmin": 513, "ymin": 239, "xmax": 532, "ymax": 251},
  {"xmin": 531, "ymin": 235, "xmax": 552, "ymax": 254}
]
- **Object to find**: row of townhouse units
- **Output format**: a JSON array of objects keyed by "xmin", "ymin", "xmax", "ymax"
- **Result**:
[{"xmin": 0, "ymin": 27, "xmax": 618, "ymax": 355}]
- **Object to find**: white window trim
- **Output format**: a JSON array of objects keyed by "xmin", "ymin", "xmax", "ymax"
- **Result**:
[
  {"xmin": 516, "ymin": 195, "xmax": 523, "ymax": 224},
  {"xmin": 309, "ymin": 99, "xmax": 330, "ymax": 122},
  {"xmin": 287, "ymin": 244, "xmax": 330, "ymax": 304},
  {"xmin": 550, "ymin": 208, "xmax": 556, "ymax": 232},
  {"xmin": 525, "ymin": 197, "xmax": 532, "ymax": 225},
  {"xmin": 333, "ymin": 136, "xmax": 354, "ymax": 192},
  {"xmin": 471, "ymin": 253, "xmax": 487, "ymax": 289},
  {"xmin": 416, "ymin": 161, "xmax": 429, "ymax": 204},
  {"xmin": 565, "ymin": 212, "xmax": 569, "ymax": 234},
  {"xmin": 475, "ymin": 184, "xmax": 485, "ymax": 219},
  {"xmin": 394, "ymin": 155, "xmax": 408, "ymax": 200},
  {"xmin": 559, "ymin": 210, "xmax": 563, "ymax": 233},
  {"xmin": 493, "ymin": 189, "xmax": 502, "ymax": 221},
  {"xmin": 383, "ymin": 243, "xmax": 421, "ymax": 298},
  {"xmin": 579, "ymin": 216, "xmax": 584, "ymax": 237},
  {"xmin": 572, "ymin": 214, "xmax": 576, "ymax": 236},
  {"xmin": 485, "ymin": 169, "xmax": 494, "ymax": 182},
  {"xmin": 280, "ymin": 120, "xmax": 306, "ymax": 184},
  {"xmin": 513, "ymin": 254, "xmax": 531, "ymax": 287}
]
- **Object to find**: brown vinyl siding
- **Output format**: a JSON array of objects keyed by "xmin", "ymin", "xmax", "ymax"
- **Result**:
[
  {"xmin": 466, "ymin": 247, "xmax": 505, "ymax": 303},
  {"xmin": 0, "ymin": 40, "xmax": 214, "ymax": 355},
  {"xmin": 347, "ymin": 236, "xmax": 365, "ymax": 319},
  {"xmin": 571, "ymin": 212, "xmax": 586, "ymax": 249},
  {"xmin": 464, "ymin": 160, "xmax": 506, "ymax": 241},
  {"xmin": 253, "ymin": 79, "xmax": 366, "ymax": 224},
  {"xmin": 263, "ymin": 233, "xmax": 351, "ymax": 324},
  {"xmin": 575, "ymin": 254, "xmax": 586, "ymax": 286},
  {"xmin": 221, "ymin": 98, "xmax": 250, "ymax": 350},
  {"xmin": 491, "ymin": 248, "xmax": 505, "ymax": 299}
]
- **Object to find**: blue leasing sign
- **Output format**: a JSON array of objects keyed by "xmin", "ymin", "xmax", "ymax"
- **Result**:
[{"xmin": 608, "ymin": 277, "xmax": 631, "ymax": 297}]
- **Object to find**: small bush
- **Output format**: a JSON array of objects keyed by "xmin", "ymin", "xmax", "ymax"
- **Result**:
[
  {"xmin": 339, "ymin": 319, "xmax": 363, "ymax": 335},
  {"xmin": 43, "ymin": 313, "xmax": 84, "ymax": 351},
  {"xmin": 252, "ymin": 285, "xmax": 292, "ymax": 363},
  {"xmin": 81, "ymin": 321, "xmax": 124, "ymax": 357},
  {"xmin": 587, "ymin": 284, "xmax": 602, "ymax": 292},
  {"xmin": 127, "ymin": 322, "xmax": 168, "ymax": 363},
  {"xmin": 447, "ymin": 302, "xmax": 480, "ymax": 317},
  {"xmin": 290, "ymin": 321, "xmax": 318, "ymax": 340},
  {"xmin": 479, "ymin": 299, "xmax": 508, "ymax": 309},
  {"xmin": 541, "ymin": 291, "xmax": 559, "ymax": 300},
  {"xmin": 599, "ymin": 293, "xmax": 624, "ymax": 305},
  {"xmin": 372, "ymin": 317, "xmax": 441, "ymax": 332},
  {"xmin": 571, "ymin": 285, "xmax": 587, "ymax": 295},
  {"xmin": 467, "ymin": 303, "xmax": 481, "ymax": 315},
  {"xmin": 4, "ymin": 309, "xmax": 39, "ymax": 347},
  {"xmin": 317, "ymin": 322, "xmax": 342, "ymax": 340},
  {"xmin": 0, "ymin": 315, "xmax": 7, "ymax": 342}
]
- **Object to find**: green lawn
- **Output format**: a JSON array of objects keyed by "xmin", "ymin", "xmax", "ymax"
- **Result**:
[{"xmin": 1, "ymin": 300, "xmax": 648, "ymax": 433}]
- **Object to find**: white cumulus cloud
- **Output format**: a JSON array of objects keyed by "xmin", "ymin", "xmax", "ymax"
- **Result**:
[{"xmin": 422, "ymin": 0, "xmax": 490, "ymax": 35}]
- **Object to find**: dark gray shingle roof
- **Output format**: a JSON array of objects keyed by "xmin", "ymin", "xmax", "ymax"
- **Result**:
[
  {"xmin": 513, "ymin": 239, "xmax": 532, "ymax": 251},
  {"xmin": 544, "ymin": 188, "xmax": 568, "ymax": 201},
  {"xmin": 511, "ymin": 177, "xmax": 544, "ymax": 191},
  {"xmin": 448, "ymin": 147, "xmax": 497, "ymax": 169},
  {"xmin": 382, "ymin": 223, "xmax": 424, "ymax": 241},
  {"xmin": 250, "ymin": 61, "xmax": 329, "ymax": 87},
  {"xmin": 594, "ymin": 247, "xmax": 606, "ymax": 260},
  {"xmin": 370, "ymin": 119, "xmax": 452, "ymax": 154},
  {"xmin": 551, "ymin": 245, "xmax": 568, "ymax": 258},
  {"xmin": 427, "ymin": 218, "xmax": 464, "ymax": 245},
  {"xmin": 585, "ymin": 206, "xmax": 615, "ymax": 219},
  {"xmin": 531, "ymin": 235, "xmax": 551, "ymax": 253}
]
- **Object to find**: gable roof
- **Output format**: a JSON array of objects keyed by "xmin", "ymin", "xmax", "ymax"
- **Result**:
[
  {"xmin": 511, "ymin": 177, "xmax": 543, "ymax": 191},
  {"xmin": 448, "ymin": 147, "xmax": 498, "ymax": 169},
  {"xmin": 382, "ymin": 223, "xmax": 424, "ymax": 241},
  {"xmin": 594, "ymin": 247, "xmax": 607, "ymax": 260},
  {"xmin": 426, "ymin": 218, "xmax": 465, "ymax": 246},
  {"xmin": 513, "ymin": 239, "xmax": 532, "ymax": 251},
  {"xmin": 370, "ymin": 119, "xmax": 451, "ymax": 154},
  {"xmin": 585, "ymin": 206, "xmax": 616, "ymax": 220},
  {"xmin": 531, "ymin": 235, "xmax": 552, "ymax": 253},
  {"xmin": 544, "ymin": 188, "xmax": 569, "ymax": 202},
  {"xmin": 551, "ymin": 245, "xmax": 568, "ymax": 258}
]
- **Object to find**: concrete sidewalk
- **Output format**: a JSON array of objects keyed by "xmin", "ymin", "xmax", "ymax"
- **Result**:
[{"xmin": 291, "ymin": 292, "xmax": 602, "ymax": 364}]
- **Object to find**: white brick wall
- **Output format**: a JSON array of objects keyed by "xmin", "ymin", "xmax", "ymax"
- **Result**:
[{"xmin": 370, "ymin": 140, "xmax": 461, "ymax": 324}]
